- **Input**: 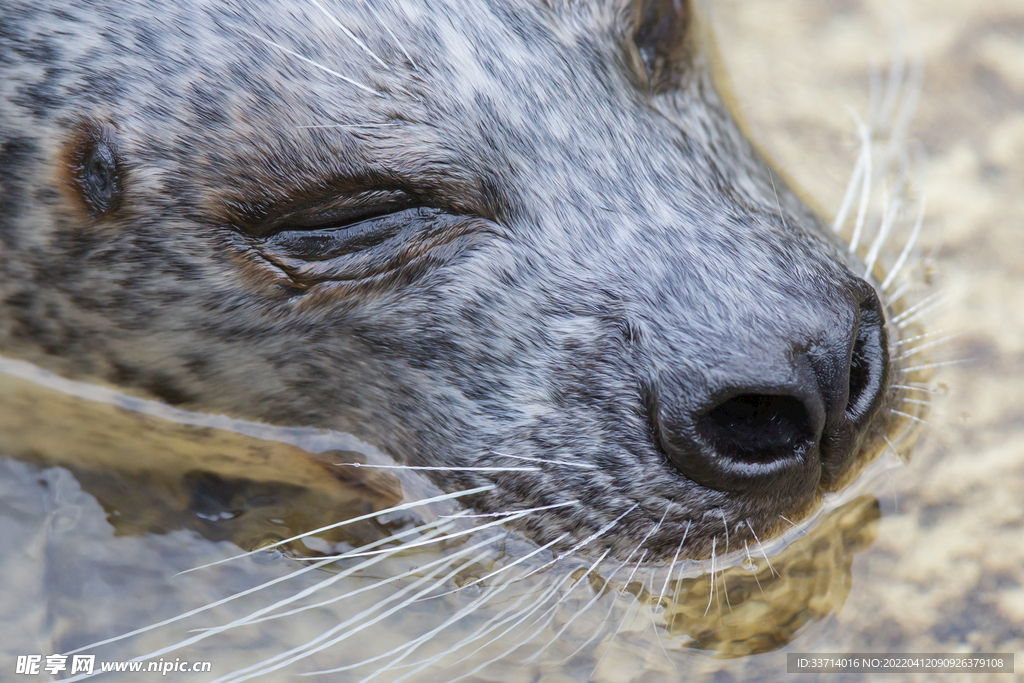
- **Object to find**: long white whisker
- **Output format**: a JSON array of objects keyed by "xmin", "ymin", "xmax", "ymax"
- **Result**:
[
  {"xmin": 421, "ymin": 531, "xmax": 570, "ymax": 600},
  {"xmin": 889, "ymin": 408, "xmax": 947, "ymax": 435},
  {"xmin": 309, "ymin": 504, "xmax": 567, "ymax": 561},
  {"xmin": 439, "ymin": 500, "xmax": 578, "ymax": 521},
  {"xmin": 212, "ymin": 524, "xmax": 482, "ymax": 630},
  {"xmin": 520, "ymin": 549, "xmax": 612, "ymax": 664},
  {"xmin": 563, "ymin": 546, "xmax": 652, "ymax": 666},
  {"xmin": 848, "ymin": 119, "xmax": 873, "ymax": 254},
  {"xmin": 307, "ymin": 0, "xmax": 388, "ymax": 69},
  {"xmin": 744, "ymin": 541, "xmax": 767, "ymax": 601},
  {"xmin": 886, "ymin": 275, "xmax": 920, "ymax": 309},
  {"xmin": 881, "ymin": 194, "xmax": 926, "ymax": 290},
  {"xmin": 435, "ymin": 564, "xmax": 583, "ymax": 680},
  {"xmin": 212, "ymin": 542, "xmax": 498, "ymax": 683},
  {"xmin": 311, "ymin": 564, "xmax": 521, "ymax": 679},
  {"xmin": 890, "ymin": 383, "xmax": 943, "ymax": 394},
  {"xmin": 239, "ymin": 30, "xmax": 380, "ymax": 95},
  {"xmin": 360, "ymin": 0, "xmax": 418, "ymax": 69},
  {"xmin": 833, "ymin": 116, "xmax": 869, "ymax": 232},
  {"xmin": 646, "ymin": 573, "xmax": 677, "ymax": 668},
  {"xmin": 504, "ymin": 503, "xmax": 640, "ymax": 585},
  {"xmin": 745, "ymin": 520, "xmax": 776, "ymax": 578},
  {"xmin": 374, "ymin": 568, "xmax": 550, "ymax": 680},
  {"xmin": 179, "ymin": 485, "xmax": 496, "ymax": 574},
  {"xmin": 893, "ymin": 328, "xmax": 948, "ymax": 347},
  {"xmin": 893, "ymin": 333, "xmax": 962, "ymax": 361},
  {"xmin": 703, "ymin": 537, "xmax": 716, "ymax": 617},
  {"xmin": 657, "ymin": 520, "xmax": 691, "ymax": 607},
  {"xmin": 864, "ymin": 194, "xmax": 902, "ymax": 278},
  {"xmin": 901, "ymin": 397, "xmax": 936, "ymax": 408},
  {"xmin": 61, "ymin": 518, "xmax": 464, "ymax": 681},
  {"xmin": 899, "ymin": 359, "xmax": 969, "ymax": 374},
  {"xmin": 334, "ymin": 462, "xmax": 539, "ymax": 472},
  {"xmin": 490, "ymin": 451, "xmax": 599, "ymax": 470},
  {"xmin": 892, "ymin": 289, "xmax": 946, "ymax": 325}
]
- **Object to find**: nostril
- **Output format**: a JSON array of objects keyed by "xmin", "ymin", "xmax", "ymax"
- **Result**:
[
  {"xmin": 700, "ymin": 393, "xmax": 815, "ymax": 466},
  {"xmin": 845, "ymin": 289, "xmax": 889, "ymax": 427},
  {"xmin": 649, "ymin": 384, "xmax": 823, "ymax": 498}
]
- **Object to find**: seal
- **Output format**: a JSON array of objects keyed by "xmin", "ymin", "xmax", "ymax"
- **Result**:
[{"xmin": 0, "ymin": 0, "xmax": 904, "ymax": 566}]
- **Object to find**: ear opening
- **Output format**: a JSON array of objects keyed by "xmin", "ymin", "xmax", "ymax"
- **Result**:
[{"xmin": 631, "ymin": 0, "xmax": 693, "ymax": 92}]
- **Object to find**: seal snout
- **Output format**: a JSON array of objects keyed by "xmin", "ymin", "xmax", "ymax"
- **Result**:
[{"xmin": 649, "ymin": 279, "xmax": 890, "ymax": 502}]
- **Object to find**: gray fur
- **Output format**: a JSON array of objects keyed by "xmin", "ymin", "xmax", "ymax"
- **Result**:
[{"xmin": 0, "ymin": 0, "xmax": 898, "ymax": 561}]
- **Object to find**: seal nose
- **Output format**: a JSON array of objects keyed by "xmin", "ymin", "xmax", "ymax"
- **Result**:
[{"xmin": 651, "ymin": 282, "xmax": 889, "ymax": 500}]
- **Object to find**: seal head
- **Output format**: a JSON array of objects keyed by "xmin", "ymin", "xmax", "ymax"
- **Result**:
[{"xmin": 0, "ymin": 0, "xmax": 892, "ymax": 560}]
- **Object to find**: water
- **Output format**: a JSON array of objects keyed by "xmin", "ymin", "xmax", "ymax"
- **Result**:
[{"xmin": 2, "ymin": 0, "xmax": 1022, "ymax": 680}]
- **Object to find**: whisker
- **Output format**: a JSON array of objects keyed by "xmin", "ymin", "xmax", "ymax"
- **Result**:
[
  {"xmin": 881, "ymin": 194, "xmax": 926, "ymax": 290},
  {"xmin": 893, "ymin": 328, "xmax": 949, "ymax": 347},
  {"xmin": 439, "ymin": 500, "xmax": 578, "ymax": 521},
  {"xmin": 212, "ymin": 543, "xmax": 498, "ymax": 683},
  {"xmin": 703, "ymin": 537, "xmax": 716, "ymax": 617},
  {"xmin": 520, "ymin": 549, "xmax": 613, "ymax": 664},
  {"xmin": 864, "ymin": 193, "xmax": 902, "ymax": 278},
  {"xmin": 360, "ymin": 0, "xmax": 418, "ymax": 69},
  {"xmin": 899, "ymin": 358, "xmax": 969, "ymax": 374},
  {"xmin": 646, "ymin": 573, "xmax": 677, "ymax": 668},
  {"xmin": 307, "ymin": 0, "xmax": 388, "ymax": 69},
  {"xmin": 719, "ymin": 509, "xmax": 730, "ymax": 555},
  {"xmin": 745, "ymin": 520, "xmax": 777, "ymax": 578},
  {"xmin": 420, "ymin": 531, "xmax": 570, "ymax": 600},
  {"xmin": 901, "ymin": 397, "xmax": 936, "ymax": 408},
  {"xmin": 848, "ymin": 118, "xmax": 873, "ymax": 255},
  {"xmin": 504, "ymin": 503, "xmax": 640, "ymax": 585},
  {"xmin": 563, "ymin": 546, "xmax": 651, "ymax": 666},
  {"xmin": 744, "ymin": 541, "xmax": 767, "ymax": 601},
  {"xmin": 62, "ymin": 521, "xmax": 465, "ymax": 681},
  {"xmin": 179, "ymin": 485, "xmax": 496, "ymax": 574},
  {"xmin": 239, "ymin": 30, "xmax": 380, "ymax": 96},
  {"xmin": 891, "ymin": 289, "xmax": 945, "ymax": 325},
  {"xmin": 308, "ymin": 504, "xmax": 568, "ymax": 561},
  {"xmin": 214, "ymin": 525, "xmax": 487, "ymax": 630},
  {"xmin": 490, "ymin": 450, "xmax": 599, "ymax": 470},
  {"xmin": 657, "ymin": 520, "xmax": 691, "ymax": 607},
  {"xmin": 832, "ymin": 114, "xmax": 869, "ymax": 233},
  {"xmin": 886, "ymin": 275, "xmax": 920, "ymax": 310},
  {"xmin": 461, "ymin": 507, "xmax": 642, "ymax": 670},
  {"xmin": 407, "ymin": 567, "xmax": 573, "ymax": 679},
  {"xmin": 310, "ymin": 564, "xmax": 521, "ymax": 679},
  {"xmin": 896, "ymin": 295, "xmax": 950, "ymax": 330},
  {"xmin": 778, "ymin": 515, "xmax": 809, "ymax": 538},
  {"xmin": 889, "ymin": 408, "xmax": 947, "ymax": 435},
  {"xmin": 890, "ymin": 383, "xmax": 943, "ymax": 394},
  {"xmin": 334, "ymin": 462, "xmax": 540, "ymax": 472},
  {"xmin": 435, "ymin": 565, "xmax": 587, "ymax": 682}
]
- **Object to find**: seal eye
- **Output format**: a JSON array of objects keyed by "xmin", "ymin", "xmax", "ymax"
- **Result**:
[{"xmin": 67, "ymin": 123, "xmax": 122, "ymax": 218}]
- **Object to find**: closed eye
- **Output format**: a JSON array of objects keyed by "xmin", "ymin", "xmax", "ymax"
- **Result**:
[{"xmin": 264, "ymin": 206, "xmax": 441, "ymax": 262}]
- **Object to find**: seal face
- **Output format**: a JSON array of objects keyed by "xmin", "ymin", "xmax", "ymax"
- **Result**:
[{"xmin": 0, "ymin": 0, "xmax": 898, "ymax": 562}]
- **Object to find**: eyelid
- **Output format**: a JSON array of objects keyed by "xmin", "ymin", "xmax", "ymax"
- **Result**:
[{"xmin": 240, "ymin": 188, "xmax": 418, "ymax": 238}]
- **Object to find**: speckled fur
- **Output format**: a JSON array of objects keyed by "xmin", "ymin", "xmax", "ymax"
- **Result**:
[{"xmin": 0, "ymin": 0, "xmax": 895, "ymax": 561}]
